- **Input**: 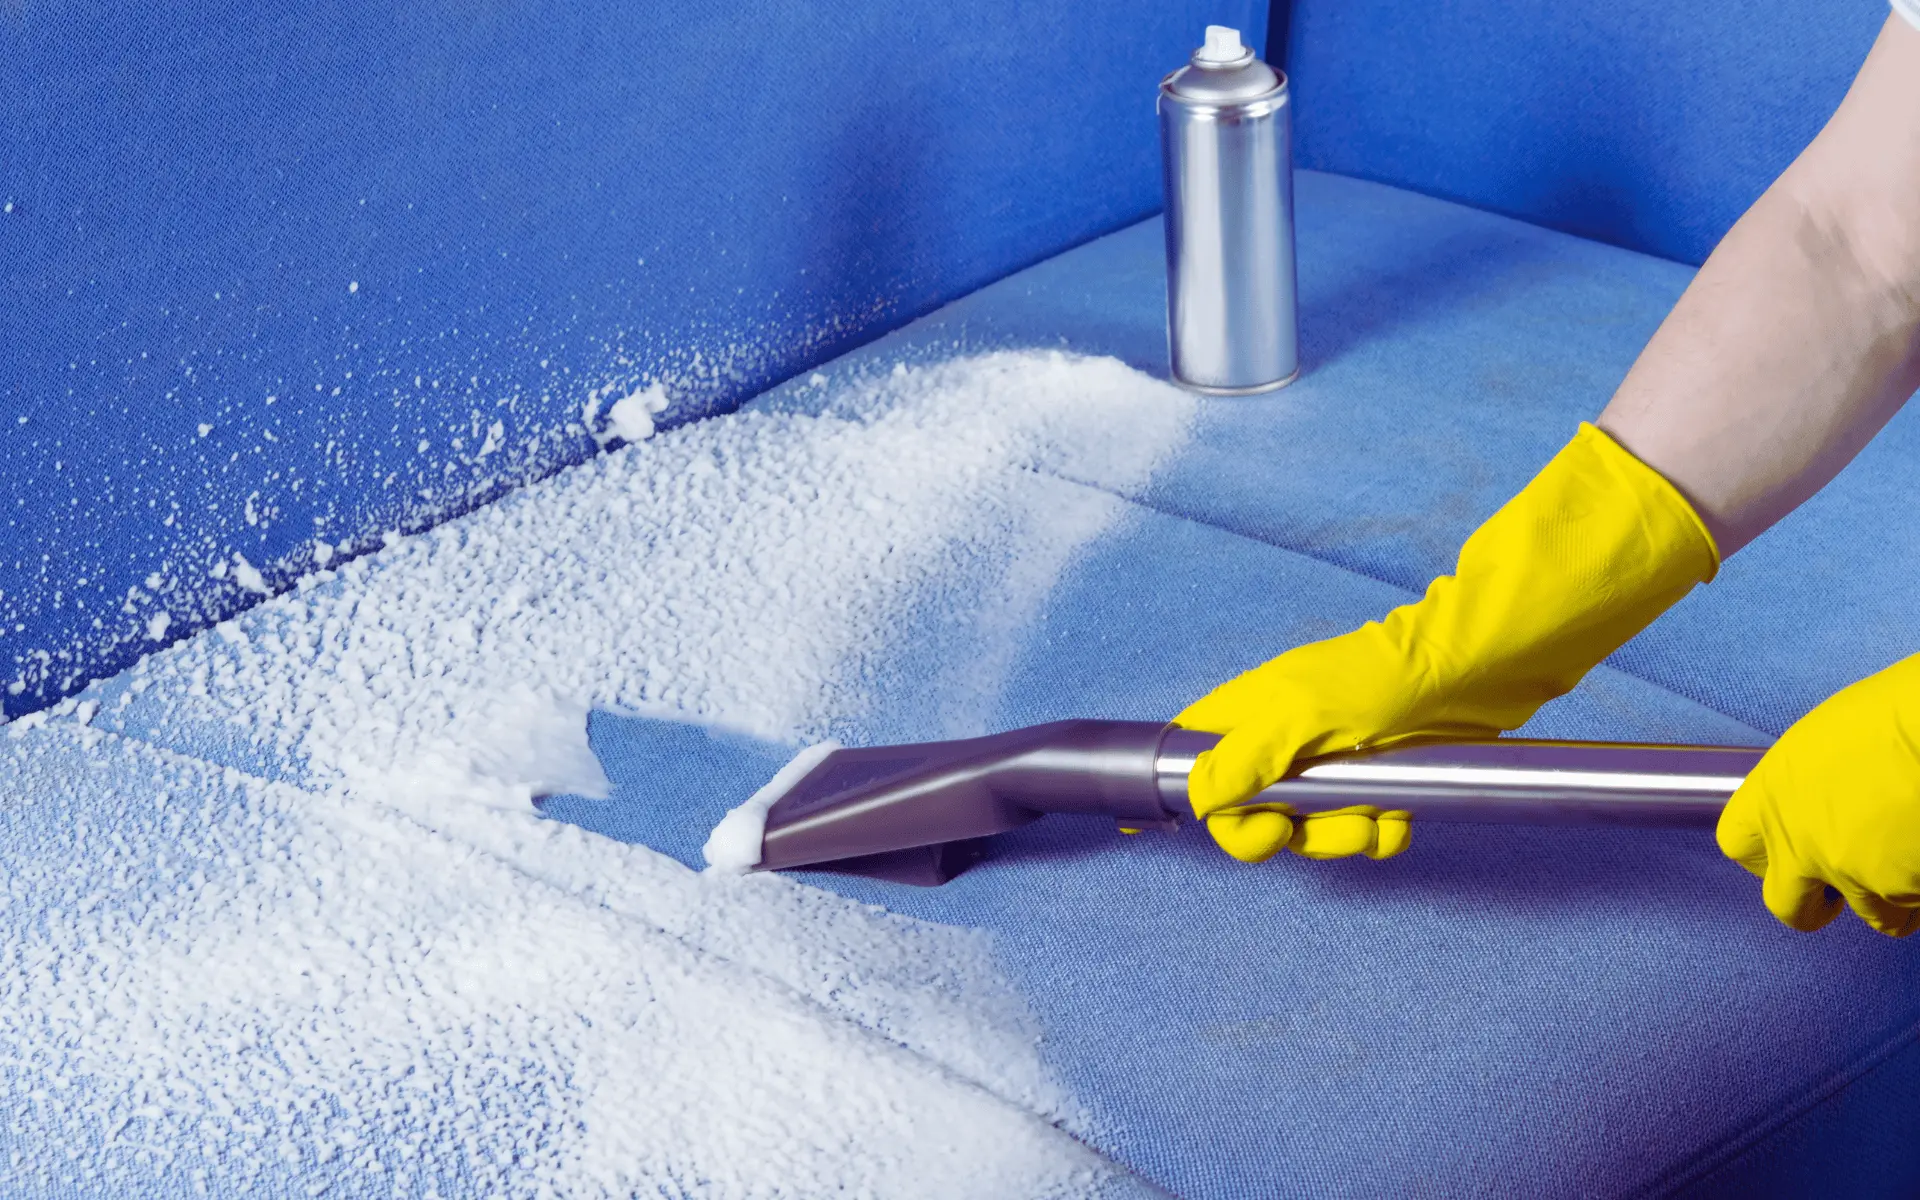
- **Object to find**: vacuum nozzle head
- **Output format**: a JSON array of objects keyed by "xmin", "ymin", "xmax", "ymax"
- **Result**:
[{"xmin": 722, "ymin": 721, "xmax": 1171, "ymax": 885}]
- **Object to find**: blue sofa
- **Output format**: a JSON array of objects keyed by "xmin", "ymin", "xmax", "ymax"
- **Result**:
[{"xmin": 6, "ymin": 1, "xmax": 1918, "ymax": 1195}]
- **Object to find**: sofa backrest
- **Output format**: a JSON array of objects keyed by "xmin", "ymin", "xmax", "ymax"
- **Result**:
[
  {"xmin": 1285, "ymin": 0, "xmax": 1889, "ymax": 264},
  {"xmin": 0, "ymin": 2, "xmax": 1262, "ymax": 717}
]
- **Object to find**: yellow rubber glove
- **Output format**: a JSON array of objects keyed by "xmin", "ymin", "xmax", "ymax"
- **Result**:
[
  {"xmin": 1717, "ymin": 654, "xmax": 1920, "ymax": 937},
  {"xmin": 1176, "ymin": 423, "xmax": 1720, "ymax": 862}
]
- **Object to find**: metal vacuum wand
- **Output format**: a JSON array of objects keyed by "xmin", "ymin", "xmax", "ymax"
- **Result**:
[
  {"xmin": 752, "ymin": 720, "xmax": 1766, "ymax": 886},
  {"xmin": 1156, "ymin": 728, "xmax": 1759, "ymax": 829}
]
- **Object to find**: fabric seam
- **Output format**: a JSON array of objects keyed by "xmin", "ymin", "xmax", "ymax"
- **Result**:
[{"xmin": 1645, "ymin": 1006, "xmax": 1920, "ymax": 1196}]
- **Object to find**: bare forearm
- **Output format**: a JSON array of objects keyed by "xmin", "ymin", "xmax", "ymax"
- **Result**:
[{"xmin": 1598, "ymin": 17, "xmax": 1920, "ymax": 555}]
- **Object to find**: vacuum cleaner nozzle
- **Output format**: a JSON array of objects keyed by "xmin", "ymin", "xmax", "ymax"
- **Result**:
[
  {"xmin": 750, "ymin": 720, "xmax": 1762, "ymax": 886},
  {"xmin": 755, "ymin": 720, "xmax": 1170, "ymax": 884}
]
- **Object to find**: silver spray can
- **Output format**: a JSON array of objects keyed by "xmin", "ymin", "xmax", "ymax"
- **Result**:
[{"xmin": 1158, "ymin": 25, "xmax": 1298, "ymax": 393}]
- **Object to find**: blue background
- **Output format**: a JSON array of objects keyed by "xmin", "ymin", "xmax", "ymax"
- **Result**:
[{"xmin": 1287, "ymin": 0, "xmax": 1890, "ymax": 264}]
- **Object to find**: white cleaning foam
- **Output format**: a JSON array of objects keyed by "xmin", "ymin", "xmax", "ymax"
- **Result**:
[
  {"xmin": 703, "ymin": 740, "xmax": 841, "ymax": 872},
  {"xmin": 0, "ymin": 724, "xmax": 1126, "ymax": 1199},
  {"xmin": 337, "ymin": 684, "xmax": 612, "ymax": 817},
  {"xmin": 16, "ymin": 349, "xmax": 1196, "ymax": 1196},
  {"xmin": 603, "ymin": 380, "xmax": 672, "ymax": 443}
]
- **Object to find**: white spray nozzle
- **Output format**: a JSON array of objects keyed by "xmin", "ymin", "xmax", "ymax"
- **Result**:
[{"xmin": 1196, "ymin": 25, "xmax": 1247, "ymax": 64}]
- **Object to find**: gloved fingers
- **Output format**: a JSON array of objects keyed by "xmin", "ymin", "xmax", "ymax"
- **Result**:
[
  {"xmin": 1367, "ymin": 813, "xmax": 1413, "ymax": 860},
  {"xmin": 1204, "ymin": 809, "xmax": 1295, "ymax": 863},
  {"xmin": 1761, "ymin": 866, "xmax": 1845, "ymax": 933},
  {"xmin": 1172, "ymin": 691, "xmax": 1238, "ymax": 736},
  {"xmin": 1837, "ymin": 888, "xmax": 1920, "ymax": 939},
  {"xmin": 1187, "ymin": 725, "xmax": 1297, "ymax": 818},
  {"xmin": 1714, "ymin": 786, "xmax": 1769, "ymax": 879},
  {"xmin": 1288, "ymin": 811, "xmax": 1380, "ymax": 860}
]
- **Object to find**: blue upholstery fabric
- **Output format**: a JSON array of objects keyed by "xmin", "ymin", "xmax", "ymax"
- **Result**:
[
  {"xmin": 1286, "ymin": 0, "xmax": 1888, "ymax": 265},
  {"xmin": 0, "ymin": 0, "xmax": 1260, "ymax": 718},
  {"xmin": 1672, "ymin": 1032, "xmax": 1920, "ymax": 1198},
  {"xmin": 801, "ymin": 169, "xmax": 1920, "ymax": 743},
  {"xmin": 12, "ymin": 1, "xmax": 1920, "ymax": 1191},
  {"xmin": 552, "ymin": 171, "xmax": 1920, "ymax": 1196},
  {"xmin": 14, "ymin": 164, "xmax": 1919, "ymax": 1194}
]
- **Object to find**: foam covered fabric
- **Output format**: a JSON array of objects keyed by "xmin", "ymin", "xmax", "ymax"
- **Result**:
[
  {"xmin": 566, "ymin": 171, "xmax": 1920, "ymax": 1196},
  {"xmin": 0, "ymin": 0, "xmax": 1260, "ymax": 718},
  {"xmin": 1286, "ymin": 0, "xmax": 1888, "ymax": 265},
  {"xmin": 13, "ymin": 165, "xmax": 1920, "ymax": 1195}
]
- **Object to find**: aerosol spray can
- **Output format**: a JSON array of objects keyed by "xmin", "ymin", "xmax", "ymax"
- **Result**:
[{"xmin": 1158, "ymin": 25, "xmax": 1298, "ymax": 393}]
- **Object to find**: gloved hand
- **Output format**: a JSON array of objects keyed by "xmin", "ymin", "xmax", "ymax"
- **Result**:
[
  {"xmin": 1717, "ymin": 654, "xmax": 1920, "ymax": 937},
  {"xmin": 1176, "ymin": 423, "xmax": 1720, "ymax": 862}
]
